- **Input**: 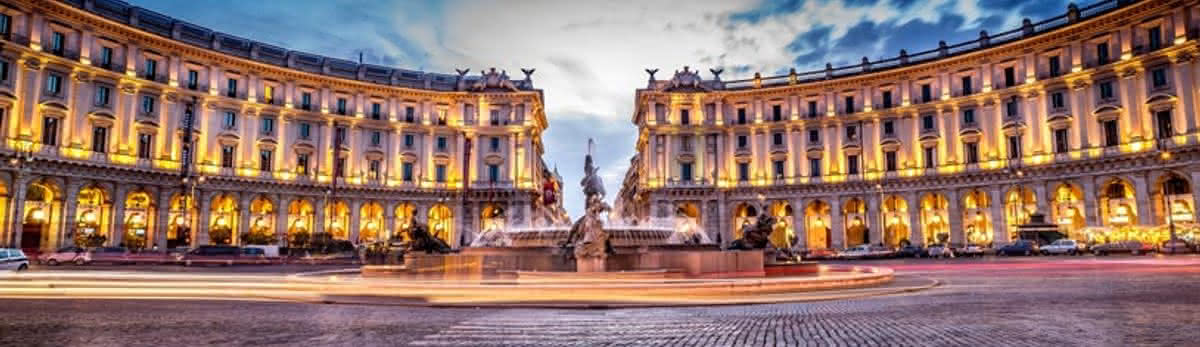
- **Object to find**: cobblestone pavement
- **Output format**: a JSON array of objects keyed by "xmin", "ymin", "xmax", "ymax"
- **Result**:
[{"xmin": 3, "ymin": 256, "xmax": 1199, "ymax": 346}]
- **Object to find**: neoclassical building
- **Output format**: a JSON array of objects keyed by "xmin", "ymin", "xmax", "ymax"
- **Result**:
[
  {"xmin": 617, "ymin": 0, "xmax": 1200, "ymax": 250},
  {"xmin": 0, "ymin": 0, "xmax": 567, "ymax": 252}
]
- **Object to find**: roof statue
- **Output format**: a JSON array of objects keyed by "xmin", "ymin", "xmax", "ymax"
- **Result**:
[{"xmin": 471, "ymin": 68, "xmax": 519, "ymax": 92}]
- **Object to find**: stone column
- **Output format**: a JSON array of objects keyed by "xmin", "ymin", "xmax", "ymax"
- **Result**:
[
  {"xmin": 866, "ymin": 194, "xmax": 882, "ymax": 246},
  {"xmin": 829, "ymin": 197, "xmax": 843, "ymax": 249},
  {"xmin": 110, "ymin": 185, "xmax": 129, "ymax": 247},
  {"xmin": 348, "ymin": 199, "xmax": 362, "ymax": 244},
  {"xmin": 791, "ymin": 198, "xmax": 805, "ymax": 250},
  {"xmin": 6, "ymin": 176, "xmax": 30, "ymax": 247},
  {"xmin": 237, "ymin": 194, "xmax": 252, "ymax": 245},
  {"xmin": 1132, "ymin": 175, "xmax": 1152, "ymax": 226},
  {"xmin": 1081, "ymin": 178, "xmax": 1099, "ymax": 227},
  {"xmin": 275, "ymin": 195, "xmax": 290, "ymax": 245},
  {"xmin": 313, "ymin": 198, "xmax": 326, "ymax": 236},
  {"xmin": 384, "ymin": 202, "xmax": 396, "ymax": 242},
  {"xmin": 989, "ymin": 187, "xmax": 1008, "ymax": 246},
  {"xmin": 155, "ymin": 189, "xmax": 172, "ymax": 250},
  {"xmin": 1033, "ymin": 184, "xmax": 1049, "ymax": 216},
  {"xmin": 947, "ymin": 189, "xmax": 964, "ymax": 247},
  {"xmin": 59, "ymin": 181, "xmax": 83, "ymax": 247},
  {"xmin": 905, "ymin": 193, "xmax": 923, "ymax": 246}
]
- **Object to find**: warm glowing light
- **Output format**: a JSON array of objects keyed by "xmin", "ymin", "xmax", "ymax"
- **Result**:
[
  {"xmin": 82, "ymin": 210, "xmax": 97, "ymax": 224},
  {"xmin": 174, "ymin": 216, "xmax": 186, "ymax": 226},
  {"xmin": 30, "ymin": 208, "xmax": 46, "ymax": 222},
  {"xmin": 216, "ymin": 216, "xmax": 228, "ymax": 227}
]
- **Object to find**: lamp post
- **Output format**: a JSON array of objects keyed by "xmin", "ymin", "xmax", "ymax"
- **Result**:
[
  {"xmin": 1160, "ymin": 150, "xmax": 1177, "ymax": 253},
  {"xmin": 6, "ymin": 144, "xmax": 34, "ymax": 247}
]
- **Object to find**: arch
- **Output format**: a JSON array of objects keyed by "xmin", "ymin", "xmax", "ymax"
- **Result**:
[
  {"xmin": 208, "ymin": 194, "xmax": 238, "ymax": 245},
  {"xmin": 804, "ymin": 200, "xmax": 831, "ymax": 249},
  {"xmin": 1153, "ymin": 172, "xmax": 1194, "ymax": 225},
  {"xmin": 962, "ymin": 189, "xmax": 993, "ymax": 246},
  {"xmin": 167, "ymin": 193, "xmax": 194, "ymax": 249},
  {"xmin": 359, "ymin": 201, "xmax": 385, "ymax": 243},
  {"xmin": 393, "ymin": 202, "xmax": 417, "ymax": 242},
  {"xmin": 842, "ymin": 198, "xmax": 868, "ymax": 246},
  {"xmin": 1005, "ymin": 186, "xmax": 1038, "ymax": 236},
  {"xmin": 1098, "ymin": 178, "xmax": 1136, "ymax": 227},
  {"xmin": 481, "ymin": 202, "xmax": 507, "ymax": 233},
  {"xmin": 75, "ymin": 184, "xmax": 112, "ymax": 248},
  {"xmin": 675, "ymin": 202, "xmax": 704, "ymax": 242},
  {"xmin": 324, "ymin": 199, "xmax": 350, "ymax": 240},
  {"xmin": 1053, "ymin": 183, "xmax": 1086, "ymax": 238},
  {"xmin": 428, "ymin": 203, "xmax": 454, "ymax": 246},
  {"xmin": 286, "ymin": 199, "xmax": 315, "ymax": 247},
  {"xmin": 122, "ymin": 189, "xmax": 155, "ymax": 250},
  {"xmin": 920, "ymin": 193, "xmax": 949, "ymax": 245},
  {"xmin": 768, "ymin": 201, "xmax": 794, "ymax": 249},
  {"xmin": 22, "ymin": 179, "xmax": 61, "ymax": 251},
  {"xmin": 881, "ymin": 195, "xmax": 909, "ymax": 247},
  {"xmin": 731, "ymin": 202, "xmax": 758, "ymax": 240},
  {"xmin": 245, "ymin": 195, "xmax": 275, "ymax": 245}
]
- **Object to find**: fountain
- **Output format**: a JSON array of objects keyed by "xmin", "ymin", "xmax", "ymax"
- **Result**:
[{"xmin": 372, "ymin": 139, "xmax": 812, "ymax": 281}]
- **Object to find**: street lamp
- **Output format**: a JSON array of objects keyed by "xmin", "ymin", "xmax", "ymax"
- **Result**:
[
  {"xmin": 1160, "ymin": 150, "xmax": 1178, "ymax": 253},
  {"xmin": 6, "ymin": 145, "xmax": 34, "ymax": 247}
]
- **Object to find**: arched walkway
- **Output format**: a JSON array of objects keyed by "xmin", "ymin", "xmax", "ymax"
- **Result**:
[
  {"xmin": 246, "ymin": 195, "xmax": 275, "ymax": 245},
  {"xmin": 325, "ymin": 200, "xmax": 350, "ymax": 240},
  {"xmin": 843, "ymin": 198, "xmax": 867, "ymax": 246},
  {"xmin": 881, "ymin": 195, "xmax": 909, "ymax": 247},
  {"xmin": 122, "ymin": 190, "xmax": 154, "ymax": 250},
  {"xmin": 428, "ymin": 204, "xmax": 454, "ymax": 246},
  {"xmin": 208, "ymin": 194, "xmax": 238, "ymax": 245},
  {"xmin": 920, "ymin": 193, "xmax": 949, "ymax": 245},
  {"xmin": 166, "ymin": 194, "xmax": 193, "ymax": 249},
  {"xmin": 768, "ymin": 201, "xmax": 794, "ymax": 249},
  {"xmin": 22, "ymin": 179, "xmax": 61, "ymax": 251},
  {"xmin": 359, "ymin": 202, "xmax": 385, "ymax": 243},
  {"xmin": 75, "ymin": 185, "xmax": 111, "ymax": 247},
  {"xmin": 805, "ymin": 200, "xmax": 831, "ymax": 249},
  {"xmin": 1099, "ymin": 179, "xmax": 1136, "ymax": 227},
  {"xmin": 286, "ymin": 199, "xmax": 315, "ymax": 247},
  {"xmin": 962, "ymin": 189, "xmax": 993, "ymax": 246}
]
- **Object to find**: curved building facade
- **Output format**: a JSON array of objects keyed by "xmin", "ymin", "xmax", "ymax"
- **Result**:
[
  {"xmin": 617, "ymin": 0, "xmax": 1200, "ymax": 250},
  {"xmin": 0, "ymin": 0, "xmax": 567, "ymax": 252}
]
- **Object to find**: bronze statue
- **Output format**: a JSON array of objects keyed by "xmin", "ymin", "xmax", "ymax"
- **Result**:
[
  {"xmin": 727, "ymin": 215, "xmax": 775, "ymax": 250},
  {"xmin": 561, "ymin": 139, "xmax": 613, "ymax": 261},
  {"xmin": 405, "ymin": 219, "xmax": 452, "ymax": 254}
]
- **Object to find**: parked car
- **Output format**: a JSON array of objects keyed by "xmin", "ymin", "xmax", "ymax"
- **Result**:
[
  {"xmin": 865, "ymin": 245, "xmax": 896, "ymax": 259},
  {"xmin": 804, "ymin": 249, "xmax": 838, "ymax": 260},
  {"xmin": 38, "ymin": 246, "xmax": 86, "ymax": 265},
  {"xmin": 996, "ymin": 240, "xmax": 1038, "ymax": 256},
  {"xmin": 0, "ymin": 248, "xmax": 30, "ymax": 272},
  {"xmin": 926, "ymin": 244, "xmax": 954, "ymax": 258},
  {"xmin": 895, "ymin": 245, "xmax": 925, "ymax": 258},
  {"xmin": 242, "ymin": 245, "xmax": 280, "ymax": 258},
  {"xmin": 1159, "ymin": 239, "xmax": 1195, "ymax": 254},
  {"xmin": 1092, "ymin": 241, "xmax": 1155, "ymax": 256},
  {"xmin": 958, "ymin": 244, "xmax": 986, "ymax": 257},
  {"xmin": 837, "ymin": 245, "xmax": 872, "ymax": 259},
  {"xmin": 82, "ymin": 247, "xmax": 131, "ymax": 265},
  {"xmin": 177, "ymin": 246, "xmax": 242, "ymax": 266},
  {"xmin": 1041, "ymin": 239, "xmax": 1083, "ymax": 256}
]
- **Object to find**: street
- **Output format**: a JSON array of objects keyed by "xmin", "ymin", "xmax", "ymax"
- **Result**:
[{"xmin": 2, "ymin": 255, "xmax": 1199, "ymax": 346}]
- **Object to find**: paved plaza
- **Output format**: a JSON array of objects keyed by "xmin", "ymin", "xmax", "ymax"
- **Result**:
[{"xmin": 2, "ymin": 256, "xmax": 1199, "ymax": 346}]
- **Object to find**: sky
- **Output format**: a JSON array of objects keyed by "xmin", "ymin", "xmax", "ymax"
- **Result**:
[{"xmin": 137, "ymin": 0, "xmax": 1087, "ymax": 218}]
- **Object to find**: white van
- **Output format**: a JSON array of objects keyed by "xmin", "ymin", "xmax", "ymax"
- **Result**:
[{"xmin": 241, "ymin": 245, "xmax": 280, "ymax": 258}]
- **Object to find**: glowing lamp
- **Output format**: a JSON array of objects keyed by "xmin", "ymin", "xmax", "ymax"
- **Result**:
[
  {"xmin": 174, "ymin": 216, "xmax": 185, "ymax": 226},
  {"xmin": 30, "ymin": 208, "xmax": 45, "ymax": 222},
  {"xmin": 82, "ymin": 210, "xmax": 97, "ymax": 224},
  {"xmin": 294, "ymin": 219, "xmax": 307, "ymax": 229},
  {"xmin": 216, "ymin": 216, "xmax": 228, "ymax": 227}
]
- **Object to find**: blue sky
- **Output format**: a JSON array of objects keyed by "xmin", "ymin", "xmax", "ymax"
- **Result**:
[{"xmin": 137, "ymin": 0, "xmax": 1085, "ymax": 217}]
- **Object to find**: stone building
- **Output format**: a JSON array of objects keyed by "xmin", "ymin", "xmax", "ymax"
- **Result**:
[
  {"xmin": 0, "ymin": 0, "xmax": 567, "ymax": 251},
  {"xmin": 616, "ymin": 0, "xmax": 1200, "ymax": 249}
]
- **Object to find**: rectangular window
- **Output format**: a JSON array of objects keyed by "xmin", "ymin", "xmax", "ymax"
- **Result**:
[
  {"xmin": 435, "ymin": 164, "xmax": 446, "ymax": 183},
  {"xmin": 847, "ymin": 155, "xmax": 859, "ymax": 175},
  {"xmin": 301, "ymin": 92, "xmax": 312, "ymax": 110},
  {"xmin": 923, "ymin": 147, "xmax": 935, "ymax": 169},
  {"xmin": 405, "ymin": 106, "xmax": 415, "ymax": 123},
  {"xmin": 1004, "ymin": 66, "xmax": 1016, "ymax": 88},
  {"xmin": 1156, "ymin": 110, "xmax": 1174, "ymax": 138},
  {"xmin": 1051, "ymin": 92, "xmax": 1065, "ymax": 109},
  {"xmin": 92, "ymin": 126, "xmax": 108, "ymax": 153},
  {"xmin": 370, "ymin": 131, "xmax": 382, "ymax": 146},
  {"xmin": 220, "ymin": 145, "xmax": 234, "ymax": 168},
  {"xmin": 222, "ymin": 111, "xmax": 237, "ymax": 129},
  {"xmin": 404, "ymin": 134, "xmax": 414, "ymax": 148},
  {"xmin": 94, "ymin": 85, "xmax": 110, "ymax": 106},
  {"xmin": 1097, "ymin": 42, "xmax": 1110, "ymax": 65},
  {"xmin": 1152, "ymin": 68, "xmax": 1168, "ymax": 88},
  {"xmin": 336, "ymin": 98, "xmax": 347, "ymax": 115},
  {"xmin": 226, "ymin": 78, "xmax": 238, "ymax": 98},
  {"xmin": 807, "ymin": 101, "xmax": 818, "ymax": 118},
  {"xmin": 921, "ymin": 84, "xmax": 932, "ymax": 103},
  {"xmin": 0, "ymin": 60, "xmax": 8, "ymax": 82},
  {"xmin": 737, "ymin": 135, "xmax": 748, "ymax": 149},
  {"xmin": 99, "ymin": 47, "xmax": 113, "ymax": 68},
  {"xmin": 882, "ymin": 91, "xmax": 893, "ymax": 109},
  {"xmin": 962, "ymin": 109, "xmax": 975, "ymax": 125},
  {"xmin": 488, "ymin": 164, "xmax": 500, "ymax": 183},
  {"xmin": 1103, "ymin": 120, "xmax": 1119, "ymax": 146},
  {"xmin": 737, "ymin": 108, "xmax": 746, "ymax": 124},
  {"xmin": 263, "ymin": 86, "xmax": 275, "ymax": 104},
  {"xmin": 883, "ymin": 120, "xmax": 894, "ymax": 136},
  {"xmin": 772, "ymin": 132, "xmax": 784, "ymax": 146},
  {"xmin": 298, "ymin": 122, "xmax": 311, "ymax": 139},
  {"xmin": 1054, "ymin": 129, "xmax": 1069, "ymax": 153},
  {"xmin": 50, "ymin": 32, "xmax": 64, "ymax": 54},
  {"xmin": 436, "ymin": 136, "xmax": 447, "ymax": 151},
  {"xmin": 402, "ymin": 162, "xmax": 414, "ymax": 182},
  {"xmin": 738, "ymin": 162, "xmax": 750, "ymax": 181},
  {"xmin": 0, "ymin": 14, "xmax": 10, "ymax": 36},
  {"xmin": 1006, "ymin": 99, "xmax": 1019, "ymax": 118},
  {"xmin": 490, "ymin": 137, "xmax": 501, "ymax": 152},
  {"xmin": 1008, "ymin": 136, "xmax": 1022, "ymax": 159},
  {"xmin": 371, "ymin": 103, "xmax": 382, "ymax": 120},
  {"xmin": 680, "ymin": 109, "xmax": 690, "ymax": 125},
  {"xmin": 259, "ymin": 149, "xmax": 272, "ymax": 172},
  {"xmin": 965, "ymin": 142, "xmax": 979, "ymax": 164},
  {"xmin": 368, "ymin": 160, "xmax": 381, "ymax": 180},
  {"xmin": 808, "ymin": 129, "xmax": 819, "ymax": 143},
  {"xmin": 885, "ymin": 151, "xmax": 897, "ymax": 171},
  {"xmin": 681, "ymin": 135, "xmax": 693, "ymax": 152},
  {"xmin": 809, "ymin": 159, "xmax": 821, "ymax": 177},
  {"xmin": 845, "ymin": 125, "xmax": 857, "ymax": 141},
  {"xmin": 144, "ymin": 59, "xmax": 157, "ymax": 80},
  {"xmin": 137, "ymin": 133, "xmax": 152, "ymax": 159},
  {"xmin": 773, "ymin": 160, "xmax": 784, "ymax": 179},
  {"xmin": 140, "ymin": 95, "xmax": 155, "ymax": 114},
  {"xmin": 186, "ymin": 70, "xmax": 198, "ymax": 90},
  {"xmin": 297, "ymin": 154, "xmax": 309, "ymax": 175},
  {"xmin": 260, "ymin": 118, "xmax": 275, "ymax": 135},
  {"xmin": 772, "ymin": 104, "xmax": 782, "ymax": 121},
  {"xmin": 1048, "ymin": 55, "xmax": 1061, "ymax": 77},
  {"xmin": 42, "ymin": 117, "xmax": 58, "ymax": 146},
  {"xmin": 1148, "ymin": 26, "xmax": 1162, "ymax": 50},
  {"xmin": 961, "ymin": 76, "xmax": 972, "ymax": 95},
  {"xmin": 844, "ymin": 96, "xmax": 854, "ymax": 114},
  {"xmin": 922, "ymin": 115, "xmax": 935, "ymax": 130},
  {"xmin": 1099, "ymin": 81, "xmax": 1114, "ymax": 100},
  {"xmin": 682, "ymin": 163, "xmax": 694, "ymax": 182},
  {"xmin": 46, "ymin": 74, "xmax": 62, "ymax": 94}
]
